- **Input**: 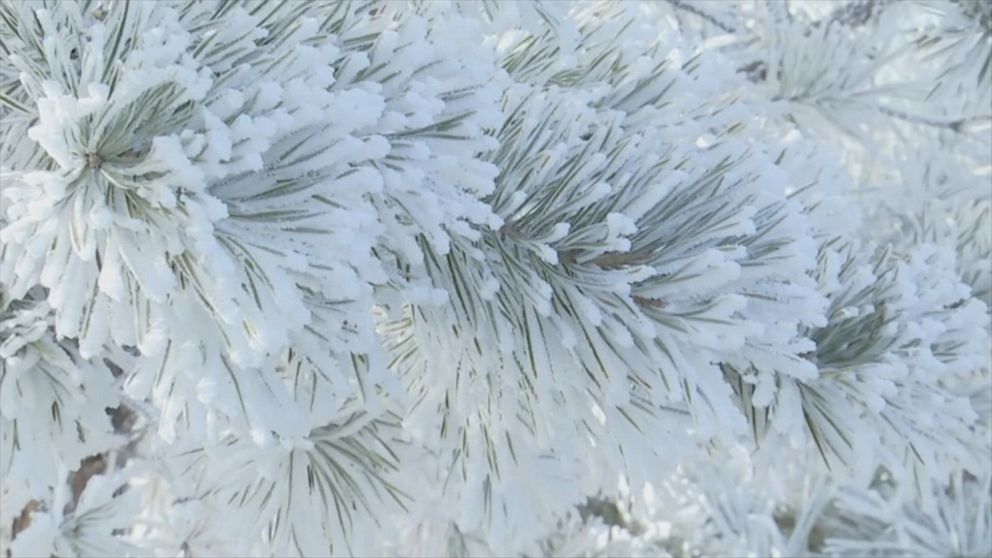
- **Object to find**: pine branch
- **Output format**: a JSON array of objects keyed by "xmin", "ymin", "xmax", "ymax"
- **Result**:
[
  {"xmin": 819, "ymin": 0, "xmax": 886, "ymax": 29},
  {"xmin": 875, "ymin": 105, "xmax": 991, "ymax": 132},
  {"xmin": 664, "ymin": 0, "xmax": 738, "ymax": 34}
]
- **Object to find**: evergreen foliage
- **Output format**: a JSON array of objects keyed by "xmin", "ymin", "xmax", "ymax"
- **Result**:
[{"xmin": 0, "ymin": 1, "xmax": 989, "ymax": 556}]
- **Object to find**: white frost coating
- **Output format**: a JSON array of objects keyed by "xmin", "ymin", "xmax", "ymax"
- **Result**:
[{"xmin": 0, "ymin": 1, "xmax": 989, "ymax": 557}]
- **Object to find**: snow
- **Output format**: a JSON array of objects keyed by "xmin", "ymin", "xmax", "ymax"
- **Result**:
[{"xmin": 0, "ymin": 1, "xmax": 989, "ymax": 557}]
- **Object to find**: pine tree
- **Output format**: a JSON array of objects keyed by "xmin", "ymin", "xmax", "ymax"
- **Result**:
[{"xmin": 0, "ymin": 1, "xmax": 989, "ymax": 557}]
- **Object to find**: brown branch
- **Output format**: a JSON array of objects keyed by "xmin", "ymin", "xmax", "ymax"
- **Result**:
[
  {"xmin": 67, "ymin": 454, "xmax": 108, "ymax": 514},
  {"xmin": 633, "ymin": 295, "xmax": 667, "ymax": 310},
  {"xmin": 11, "ymin": 500, "xmax": 40, "ymax": 539}
]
